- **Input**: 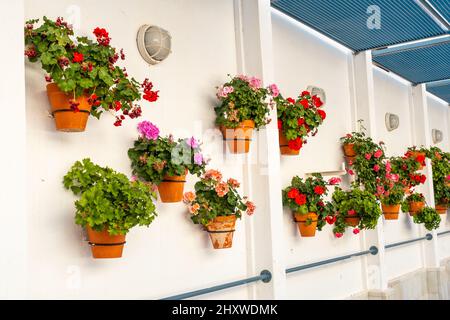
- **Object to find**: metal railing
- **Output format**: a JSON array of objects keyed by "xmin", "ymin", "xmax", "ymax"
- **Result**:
[
  {"xmin": 438, "ymin": 230, "xmax": 450, "ymax": 237},
  {"xmin": 286, "ymin": 246, "xmax": 379, "ymax": 274},
  {"xmin": 385, "ymin": 233, "xmax": 433, "ymax": 250},
  {"xmin": 160, "ymin": 270, "xmax": 272, "ymax": 300}
]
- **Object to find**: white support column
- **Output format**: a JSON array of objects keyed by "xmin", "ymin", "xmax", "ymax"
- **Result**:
[
  {"xmin": 0, "ymin": 0, "xmax": 28, "ymax": 298},
  {"xmin": 234, "ymin": 0, "xmax": 286, "ymax": 299},
  {"xmin": 410, "ymin": 84, "xmax": 439, "ymax": 268},
  {"xmin": 352, "ymin": 51, "xmax": 388, "ymax": 292}
]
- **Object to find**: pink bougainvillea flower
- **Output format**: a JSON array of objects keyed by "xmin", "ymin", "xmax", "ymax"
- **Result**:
[
  {"xmin": 130, "ymin": 175, "xmax": 138, "ymax": 182},
  {"xmin": 137, "ymin": 121, "xmax": 159, "ymax": 140},
  {"xmin": 187, "ymin": 137, "xmax": 199, "ymax": 149}
]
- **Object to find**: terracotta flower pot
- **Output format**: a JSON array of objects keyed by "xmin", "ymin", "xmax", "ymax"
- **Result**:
[
  {"xmin": 157, "ymin": 173, "xmax": 186, "ymax": 203},
  {"xmin": 343, "ymin": 143, "xmax": 356, "ymax": 157},
  {"xmin": 86, "ymin": 226, "xmax": 126, "ymax": 259},
  {"xmin": 206, "ymin": 215, "xmax": 237, "ymax": 249},
  {"xmin": 220, "ymin": 120, "xmax": 255, "ymax": 154},
  {"xmin": 294, "ymin": 212, "xmax": 318, "ymax": 237},
  {"xmin": 345, "ymin": 217, "xmax": 361, "ymax": 227},
  {"xmin": 408, "ymin": 201, "xmax": 425, "ymax": 216},
  {"xmin": 278, "ymin": 130, "xmax": 300, "ymax": 156},
  {"xmin": 436, "ymin": 204, "xmax": 448, "ymax": 215},
  {"xmin": 382, "ymin": 204, "xmax": 400, "ymax": 220},
  {"xmin": 46, "ymin": 83, "xmax": 91, "ymax": 132}
]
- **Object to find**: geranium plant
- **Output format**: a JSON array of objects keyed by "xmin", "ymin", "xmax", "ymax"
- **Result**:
[
  {"xmin": 379, "ymin": 182, "xmax": 405, "ymax": 206},
  {"xmin": 413, "ymin": 207, "xmax": 441, "ymax": 231},
  {"xmin": 330, "ymin": 186, "xmax": 382, "ymax": 237},
  {"xmin": 401, "ymin": 193, "xmax": 425, "ymax": 215},
  {"xmin": 425, "ymin": 147, "xmax": 450, "ymax": 206},
  {"xmin": 390, "ymin": 154, "xmax": 425, "ymax": 192},
  {"xmin": 24, "ymin": 17, "xmax": 159, "ymax": 126},
  {"xmin": 63, "ymin": 158, "xmax": 158, "ymax": 235},
  {"xmin": 183, "ymin": 169, "xmax": 255, "ymax": 226},
  {"xmin": 214, "ymin": 74, "xmax": 277, "ymax": 129},
  {"xmin": 276, "ymin": 90, "xmax": 326, "ymax": 152},
  {"xmin": 341, "ymin": 128, "xmax": 387, "ymax": 195},
  {"xmin": 282, "ymin": 174, "xmax": 339, "ymax": 232},
  {"xmin": 128, "ymin": 121, "xmax": 207, "ymax": 185}
]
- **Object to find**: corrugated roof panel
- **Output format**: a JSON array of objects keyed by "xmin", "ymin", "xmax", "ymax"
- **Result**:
[
  {"xmin": 427, "ymin": 81, "xmax": 450, "ymax": 103},
  {"xmin": 271, "ymin": 0, "xmax": 447, "ymax": 51},
  {"xmin": 372, "ymin": 39, "xmax": 450, "ymax": 84},
  {"xmin": 428, "ymin": 0, "xmax": 450, "ymax": 23}
]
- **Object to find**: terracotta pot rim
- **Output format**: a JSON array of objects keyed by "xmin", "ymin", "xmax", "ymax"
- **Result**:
[{"xmin": 208, "ymin": 215, "xmax": 237, "ymax": 223}]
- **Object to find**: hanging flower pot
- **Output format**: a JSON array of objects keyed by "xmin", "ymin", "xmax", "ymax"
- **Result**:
[
  {"xmin": 206, "ymin": 215, "xmax": 237, "ymax": 249},
  {"xmin": 382, "ymin": 204, "xmax": 400, "ymax": 220},
  {"xmin": 184, "ymin": 170, "xmax": 254, "ymax": 249},
  {"xmin": 343, "ymin": 143, "xmax": 356, "ymax": 157},
  {"xmin": 63, "ymin": 159, "xmax": 158, "ymax": 260},
  {"xmin": 46, "ymin": 83, "xmax": 92, "ymax": 132},
  {"xmin": 408, "ymin": 201, "xmax": 425, "ymax": 216},
  {"xmin": 86, "ymin": 226, "xmax": 126, "ymax": 259},
  {"xmin": 294, "ymin": 213, "xmax": 318, "ymax": 237},
  {"xmin": 128, "ymin": 123, "xmax": 207, "ymax": 203},
  {"xmin": 435, "ymin": 203, "xmax": 447, "ymax": 214},
  {"xmin": 279, "ymin": 130, "xmax": 300, "ymax": 156},
  {"xmin": 220, "ymin": 120, "xmax": 255, "ymax": 154},
  {"xmin": 157, "ymin": 173, "xmax": 187, "ymax": 203},
  {"xmin": 345, "ymin": 217, "xmax": 361, "ymax": 227}
]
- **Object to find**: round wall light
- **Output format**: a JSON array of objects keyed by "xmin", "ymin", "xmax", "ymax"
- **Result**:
[
  {"xmin": 385, "ymin": 113, "xmax": 399, "ymax": 132},
  {"xmin": 432, "ymin": 129, "xmax": 443, "ymax": 144},
  {"xmin": 136, "ymin": 25, "xmax": 172, "ymax": 65}
]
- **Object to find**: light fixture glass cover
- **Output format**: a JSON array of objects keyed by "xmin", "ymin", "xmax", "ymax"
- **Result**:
[
  {"xmin": 137, "ymin": 25, "xmax": 171, "ymax": 65},
  {"xmin": 432, "ymin": 129, "xmax": 443, "ymax": 144},
  {"xmin": 385, "ymin": 113, "xmax": 399, "ymax": 131}
]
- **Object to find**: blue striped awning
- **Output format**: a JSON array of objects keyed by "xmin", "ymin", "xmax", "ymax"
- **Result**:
[
  {"xmin": 271, "ymin": 0, "xmax": 448, "ymax": 52},
  {"xmin": 428, "ymin": 0, "xmax": 450, "ymax": 23},
  {"xmin": 372, "ymin": 37, "xmax": 450, "ymax": 84},
  {"xmin": 427, "ymin": 80, "xmax": 450, "ymax": 103}
]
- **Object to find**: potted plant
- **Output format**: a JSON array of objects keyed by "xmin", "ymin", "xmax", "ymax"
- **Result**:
[
  {"xmin": 413, "ymin": 207, "xmax": 441, "ymax": 231},
  {"xmin": 330, "ymin": 186, "xmax": 382, "ymax": 237},
  {"xmin": 214, "ymin": 75, "xmax": 277, "ymax": 153},
  {"xmin": 341, "ymin": 130, "xmax": 386, "ymax": 195},
  {"xmin": 426, "ymin": 147, "xmax": 450, "ymax": 214},
  {"xmin": 24, "ymin": 17, "xmax": 159, "ymax": 132},
  {"xmin": 128, "ymin": 121, "xmax": 207, "ymax": 203},
  {"xmin": 380, "ymin": 182, "xmax": 405, "ymax": 220},
  {"xmin": 390, "ymin": 153, "xmax": 425, "ymax": 194},
  {"xmin": 401, "ymin": 193, "xmax": 425, "ymax": 216},
  {"xmin": 282, "ymin": 174, "xmax": 339, "ymax": 237},
  {"xmin": 183, "ymin": 170, "xmax": 255, "ymax": 249},
  {"xmin": 275, "ymin": 90, "xmax": 326, "ymax": 155},
  {"xmin": 63, "ymin": 159, "xmax": 157, "ymax": 258}
]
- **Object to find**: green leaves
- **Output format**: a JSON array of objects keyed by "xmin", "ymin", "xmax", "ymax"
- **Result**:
[
  {"xmin": 65, "ymin": 158, "xmax": 158, "ymax": 235},
  {"xmin": 413, "ymin": 207, "xmax": 441, "ymax": 231}
]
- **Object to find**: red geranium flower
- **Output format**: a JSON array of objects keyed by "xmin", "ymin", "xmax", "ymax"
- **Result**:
[
  {"xmin": 72, "ymin": 52, "xmax": 84, "ymax": 63},
  {"xmin": 297, "ymin": 118, "xmax": 305, "ymax": 126},
  {"xmin": 325, "ymin": 216, "xmax": 336, "ymax": 225},
  {"xmin": 288, "ymin": 137, "xmax": 303, "ymax": 151},
  {"xmin": 287, "ymin": 188, "xmax": 299, "ymax": 199},
  {"xmin": 312, "ymin": 95, "xmax": 323, "ymax": 107},
  {"xmin": 335, "ymin": 232, "xmax": 343, "ymax": 238},
  {"xmin": 317, "ymin": 109, "xmax": 326, "ymax": 120},
  {"xmin": 300, "ymin": 99, "xmax": 309, "ymax": 108},
  {"xmin": 353, "ymin": 228, "xmax": 360, "ymax": 235},
  {"xmin": 416, "ymin": 155, "xmax": 426, "ymax": 165},
  {"xmin": 278, "ymin": 119, "xmax": 282, "ymax": 130},
  {"xmin": 143, "ymin": 90, "xmax": 159, "ymax": 102},
  {"xmin": 301, "ymin": 90, "xmax": 310, "ymax": 96},
  {"xmin": 314, "ymin": 186, "xmax": 325, "ymax": 195},
  {"xmin": 287, "ymin": 97, "xmax": 296, "ymax": 104},
  {"xmin": 420, "ymin": 175, "xmax": 426, "ymax": 184},
  {"xmin": 295, "ymin": 194, "xmax": 307, "ymax": 206},
  {"xmin": 114, "ymin": 101, "xmax": 122, "ymax": 111}
]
